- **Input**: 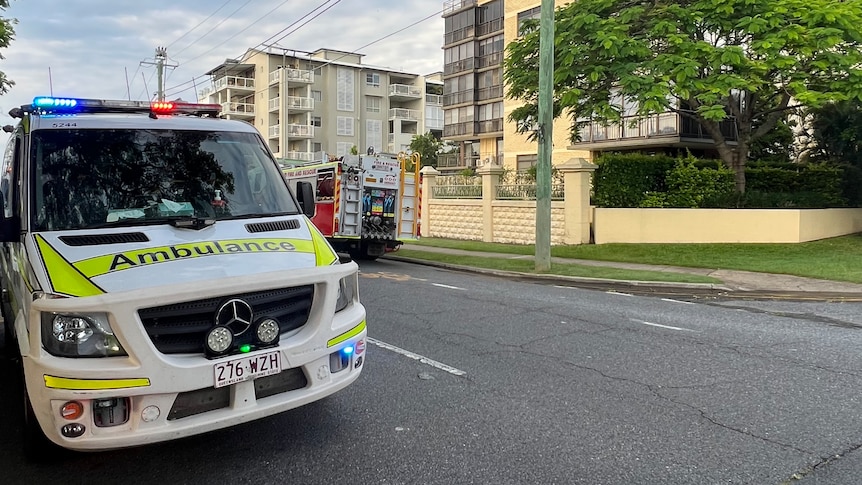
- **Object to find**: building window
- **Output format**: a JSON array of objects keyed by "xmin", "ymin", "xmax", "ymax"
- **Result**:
[
  {"xmin": 337, "ymin": 67, "xmax": 355, "ymax": 112},
  {"xmin": 366, "ymin": 72, "xmax": 380, "ymax": 87},
  {"xmin": 366, "ymin": 96, "xmax": 382, "ymax": 113},
  {"xmin": 517, "ymin": 154, "xmax": 537, "ymax": 172},
  {"xmin": 366, "ymin": 119, "xmax": 382, "ymax": 154},
  {"xmin": 518, "ymin": 7, "xmax": 541, "ymax": 33},
  {"xmin": 336, "ymin": 142, "xmax": 353, "ymax": 157},
  {"xmin": 312, "ymin": 116, "xmax": 322, "ymax": 127},
  {"xmin": 337, "ymin": 116, "xmax": 354, "ymax": 136},
  {"xmin": 313, "ymin": 142, "xmax": 322, "ymax": 153},
  {"xmin": 311, "ymin": 90, "xmax": 322, "ymax": 102}
]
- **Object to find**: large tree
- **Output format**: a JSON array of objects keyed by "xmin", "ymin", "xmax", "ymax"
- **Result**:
[
  {"xmin": 0, "ymin": 1, "xmax": 14, "ymax": 95},
  {"xmin": 505, "ymin": 0, "xmax": 862, "ymax": 192},
  {"xmin": 408, "ymin": 131, "xmax": 442, "ymax": 168}
]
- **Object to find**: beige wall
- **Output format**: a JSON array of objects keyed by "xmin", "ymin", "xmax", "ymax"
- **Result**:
[
  {"xmin": 491, "ymin": 201, "xmax": 566, "ymax": 244},
  {"xmin": 594, "ymin": 208, "xmax": 862, "ymax": 244},
  {"xmin": 503, "ymin": 0, "xmax": 591, "ymax": 171},
  {"xmin": 428, "ymin": 200, "xmax": 484, "ymax": 240}
]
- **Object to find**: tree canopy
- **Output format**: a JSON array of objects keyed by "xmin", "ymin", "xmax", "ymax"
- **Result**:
[
  {"xmin": 0, "ymin": 1, "xmax": 15, "ymax": 95},
  {"xmin": 505, "ymin": 0, "xmax": 862, "ymax": 192},
  {"xmin": 408, "ymin": 131, "xmax": 442, "ymax": 168}
]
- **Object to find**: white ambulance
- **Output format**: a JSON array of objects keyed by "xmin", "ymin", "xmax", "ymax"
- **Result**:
[{"xmin": 0, "ymin": 97, "xmax": 367, "ymax": 457}]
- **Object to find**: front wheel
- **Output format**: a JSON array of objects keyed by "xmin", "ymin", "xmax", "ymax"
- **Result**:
[{"xmin": 19, "ymin": 363, "xmax": 61, "ymax": 461}]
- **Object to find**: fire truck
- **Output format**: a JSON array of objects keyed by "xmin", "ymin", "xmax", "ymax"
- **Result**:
[{"xmin": 282, "ymin": 152, "xmax": 420, "ymax": 260}]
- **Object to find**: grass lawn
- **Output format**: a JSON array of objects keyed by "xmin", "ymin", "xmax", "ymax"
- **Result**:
[{"xmin": 404, "ymin": 234, "xmax": 862, "ymax": 283}]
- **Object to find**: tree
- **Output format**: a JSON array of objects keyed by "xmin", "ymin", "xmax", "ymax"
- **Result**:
[
  {"xmin": 749, "ymin": 115, "xmax": 796, "ymax": 164},
  {"xmin": 0, "ymin": 1, "xmax": 15, "ymax": 95},
  {"xmin": 408, "ymin": 131, "xmax": 442, "ymax": 168},
  {"xmin": 505, "ymin": 0, "xmax": 862, "ymax": 192},
  {"xmin": 808, "ymin": 100, "xmax": 862, "ymax": 167}
]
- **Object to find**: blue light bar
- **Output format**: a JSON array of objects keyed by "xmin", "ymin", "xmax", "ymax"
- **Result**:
[
  {"xmin": 342, "ymin": 345, "xmax": 355, "ymax": 355},
  {"xmin": 33, "ymin": 97, "xmax": 79, "ymax": 109}
]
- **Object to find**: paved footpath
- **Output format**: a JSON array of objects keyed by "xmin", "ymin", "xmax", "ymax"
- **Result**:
[{"xmin": 391, "ymin": 244, "xmax": 862, "ymax": 301}]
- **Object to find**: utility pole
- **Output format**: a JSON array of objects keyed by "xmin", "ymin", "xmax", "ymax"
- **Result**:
[
  {"xmin": 535, "ymin": 0, "xmax": 555, "ymax": 272},
  {"xmin": 141, "ymin": 47, "xmax": 177, "ymax": 101}
]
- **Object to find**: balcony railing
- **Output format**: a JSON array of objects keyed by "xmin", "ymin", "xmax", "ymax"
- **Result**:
[
  {"xmin": 283, "ymin": 151, "xmax": 316, "ymax": 162},
  {"xmin": 214, "ymin": 76, "xmax": 254, "ymax": 91},
  {"xmin": 478, "ymin": 52, "xmax": 503, "ymax": 69},
  {"xmin": 269, "ymin": 124, "xmax": 280, "ymax": 138},
  {"xmin": 286, "ymin": 124, "xmax": 314, "ymax": 138},
  {"xmin": 443, "ymin": 121, "xmax": 476, "ymax": 137},
  {"xmin": 443, "ymin": 90, "xmax": 475, "ymax": 107},
  {"xmin": 389, "ymin": 108, "xmax": 421, "ymax": 121},
  {"xmin": 443, "ymin": 0, "xmax": 477, "ymax": 15},
  {"xmin": 426, "ymin": 94, "xmax": 443, "ymax": 105},
  {"xmin": 221, "ymin": 102, "xmax": 255, "ymax": 117},
  {"xmin": 444, "ymin": 58, "xmax": 476, "ymax": 76},
  {"xmin": 576, "ymin": 112, "xmax": 738, "ymax": 143},
  {"xmin": 444, "ymin": 25, "xmax": 476, "ymax": 45},
  {"xmin": 268, "ymin": 97, "xmax": 280, "ymax": 112},
  {"xmin": 269, "ymin": 68, "xmax": 314, "ymax": 85},
  {"xmin": 477, "ymin": 85, "xmax": 504, "ymax": 101},
  {"xmin": 286, "ymin": 96, "xmax": 314, "ymax": 110},
  {"xmin": 477, "ymin": 18, "xmax": 504, "ymax": 36},
  {"xmin": 476, "ymin": 118, "xmax": 503, "ymax": 134},
  {"xmin": 389, "ymin": 84, "xmax": 422, "ymax": 99}
]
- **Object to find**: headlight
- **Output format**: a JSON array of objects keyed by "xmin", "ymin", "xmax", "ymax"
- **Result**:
[
  {"xmin": 335, "ymin": 274, "xmax": 358, "ymax": 313},
  {"xmin": 41, "ymin": 312, "xmax": 127, "ymax": 357}
]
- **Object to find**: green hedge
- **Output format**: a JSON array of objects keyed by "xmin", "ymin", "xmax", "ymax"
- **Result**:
[{"xmin": 594, "ymin": 153, "xmax": 852, "ymax": 208}]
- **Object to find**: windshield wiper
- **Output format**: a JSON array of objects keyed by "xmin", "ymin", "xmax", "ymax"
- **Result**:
[{"xmin": 83, "ymin": 216, "xmax": 216, "ymax": 230}]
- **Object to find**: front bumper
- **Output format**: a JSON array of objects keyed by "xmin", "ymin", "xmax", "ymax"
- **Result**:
[{"xmin": 21, "ymin": 263, "xmax": 366, "ymax": 451}]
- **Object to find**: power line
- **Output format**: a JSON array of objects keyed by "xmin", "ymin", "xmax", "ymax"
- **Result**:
[
  {"xmin": 164, "ymin": 0, "xmax": 338, "ymax": 97},
  {"xmin": 172, "ymin": 0, "xmax": 254, "ymax": 58},
  {"xmin": 178, "ymin": 0, "xmax": 296, "ymax": 67},
  {"xmin": 166, "ymin": 0, "xmax": 234, "ymax": 50}
]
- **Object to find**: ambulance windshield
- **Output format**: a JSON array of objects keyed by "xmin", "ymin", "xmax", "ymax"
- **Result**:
[{"xmin": 31, "ymin": 129, "xmax": 299, "ymax": 231}]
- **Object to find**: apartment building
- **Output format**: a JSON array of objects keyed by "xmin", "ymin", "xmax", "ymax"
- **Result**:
[
  {"xmin": 199, "ymin": 47, "xmax": 441, "ymax": 163},
  {"xmin": 442, "ymin": 0, "xmax": 735, "ymax": 173}
]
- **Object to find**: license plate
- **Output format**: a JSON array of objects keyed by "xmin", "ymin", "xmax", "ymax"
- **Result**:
[{"xmin": 213, "ymin": 350, "xmax": 281, "ymax": 388}]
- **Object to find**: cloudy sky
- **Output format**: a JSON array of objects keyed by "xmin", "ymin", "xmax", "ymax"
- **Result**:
[{"xmin": 0, "ymin": 0, "xmax": 444, "ymax": 126}]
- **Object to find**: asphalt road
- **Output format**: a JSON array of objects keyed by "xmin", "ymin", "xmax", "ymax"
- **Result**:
[{"xmin": 2, "ymin": 259, "xmax": 862, "ymax": 484}]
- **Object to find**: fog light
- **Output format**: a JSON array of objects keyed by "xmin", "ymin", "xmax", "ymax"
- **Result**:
[
  {"xmin": 255, "ymin": 318, "xmax": 280, "ymax": 345},
  {"xmin": 60, "ymin": 401, "xmax": 84, "ymax": 420},
  {"xmin": 205, "ymin": 326, "xmax": 233, "ymax": 354},
  {"xmin": 61, "ymin": 423, "xmax": 86, "ymax": 438},
  {"xmin": 141, "ymin": 405, "xmax": 161, "ymax": 423}
]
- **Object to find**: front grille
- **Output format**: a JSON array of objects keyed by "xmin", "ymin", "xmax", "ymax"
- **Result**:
[
  {"xmin": 59, "ymin": 232, "xmax": 149, "ymax": 246},
  {"xmin": 139, "ymin": 286, "xmax": 314, "ymax": 354},
  {"xmin": 245, "ymin": 219, "xmax": 300, "ymax": 233}
]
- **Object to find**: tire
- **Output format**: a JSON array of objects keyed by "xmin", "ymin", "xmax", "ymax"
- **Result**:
[{"xmin": 20, "ymin": 367, "xmax": 61, "ymax": 461}]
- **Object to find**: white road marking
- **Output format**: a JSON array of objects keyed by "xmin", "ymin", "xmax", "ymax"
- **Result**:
[
  {"xmin": 367, "ymin": 338, "xmax": 467, "ymax": 377},
  {"xmin": 432, "ymin": 283, "xmax": 465, "ymax": 290},
  {"xmin": 607, "ymin": 291, "xmax": 634, "ymax": 297},
  {"xmin": 661, "ymin": 298, "xmax": 695, "ymax": 305},
  {"xmin": 631, "ymin": 319, "xmax": 695, "ymax": 332}
]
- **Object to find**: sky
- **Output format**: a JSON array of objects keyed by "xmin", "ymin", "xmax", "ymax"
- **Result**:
[{"xmin": 0, "ymin": 0, "xmax": 445, "ymax": 127}]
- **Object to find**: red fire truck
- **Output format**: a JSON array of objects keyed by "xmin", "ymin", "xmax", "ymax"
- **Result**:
[{"xmin": 283, "ymin": 152, "xmax": 420, "ymax": 260}]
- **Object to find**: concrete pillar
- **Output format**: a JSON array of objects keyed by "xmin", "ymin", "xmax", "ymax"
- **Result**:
[
  {"xmin": 476, "ymin": 161, "xmax": 504, "ymax": 243},
  {"xmin": 419, "ymin": 166, "xmax": 439, "ymax": 238},
  {"xmin": 558, "ymin": 158, "xmax": 598, "ymax": 244}
]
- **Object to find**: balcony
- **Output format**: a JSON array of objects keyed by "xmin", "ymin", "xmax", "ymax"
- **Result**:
[
  {"xmin": 478, "ymin": 52, "xmax": 503, "ymax": 69},
  {"xmin": 426, "ymin": 94, "xmax": 443, "ymax": 105},
  {"xmin": 444, "ymin": 25, "xmax": 476, "ymax": 46},
  {"xmin": 221, "ymin": 102, "xmax": 255, "ymax": 119},
  {"xmin": 286, "ymin": 124, "xmax": 314, "ymax": 138},
  {"xmin": 443, "ymin": 0, "xmax": 476, "ymax": 15},
  {"xmin": 477, "ymin": 85, "xmax": 504, "ymax": 102},
  {"xmin": 444, "ymin": 58, "xmax": 476, "ymax": 76},
  {"xmin": 389, "ymin": 84, "xmax": 422, "ymax": 101},
  {"xmin": 443, "ymin": 121, "xmax": 476, "ymax": 138},
  {"xmin": 269, "ymin": 68, "xmax": 314, "ymax": 85},
  {"xmin": 389, "ymin": 108, "xmax": 421, "ymax": 121},
  {"xmin": 476, "ymin": 118, "xmax": 503, "ymax": 134},
  {"xmin": 283, "ymin": 151, "xmax": 317, "ymax": 162},
  {"xmin": 443, "ymin": 90, "xmax": 475, "ymax": 107},
  {"xmin": 268, "ymin": 97, "xmax": 280, "ymax": 112},
  {"xmin": 574, "ymin": 112, "xmax": 738, "ymax": 149},
  {"xmin": 477, "ymin": 18, "xmax": 504, "ymax": 36},
  {"xmin": 286, "ymin": 96, "xmax": 314, "ymax": 112},
  {"xmin": 268, "ymin": 124, "xmax": 280, "ymax": 139},
  {"xmin": 214, "ymin": 76, "xmax": 255, "ymax": 93}
]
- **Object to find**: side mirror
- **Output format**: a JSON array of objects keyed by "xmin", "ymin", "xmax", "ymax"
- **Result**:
[{"xmin": 296, "ymin": 181, "xmax": 315, "ymax": 218}]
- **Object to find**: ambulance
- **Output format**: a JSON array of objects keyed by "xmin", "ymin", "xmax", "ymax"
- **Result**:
[{"xmin": 0, "ymin": 97, "xmax": 367, "ymax": 457}]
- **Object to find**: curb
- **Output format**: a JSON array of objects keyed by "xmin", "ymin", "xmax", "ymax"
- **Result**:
[{"xmin": 381, "ymin": 255, "xmax": 862, "ymax": 302}]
